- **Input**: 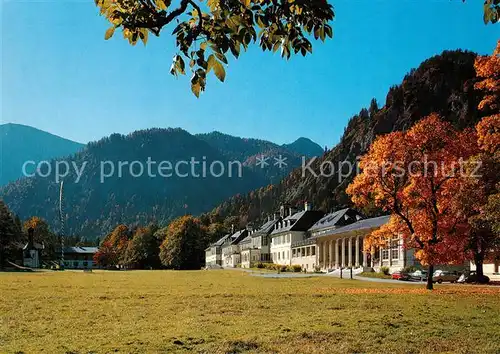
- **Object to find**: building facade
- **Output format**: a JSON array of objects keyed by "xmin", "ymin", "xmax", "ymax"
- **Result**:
[
  {"xmin": 62, "ymin": 247, "xmax": 99, "ymax": 269},
  {"xmin": 221, "ymin": 229, "xmax": 248, "ymax": 268},
  {"xmin": 206, "ymin": 206, "xmax": 422, "ymax": 274},
  {"xmin": 270, "ymin": 205, "xmax": 324, "ymax": 266},
  {"xmin": 205, "ymin": 234, "xmax": 231, "ymax": 266}
]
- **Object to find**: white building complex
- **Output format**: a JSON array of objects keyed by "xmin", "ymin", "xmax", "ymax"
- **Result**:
[{"xmin": 206, "ymin": 203, "xmax": 420, "ymax": 273}]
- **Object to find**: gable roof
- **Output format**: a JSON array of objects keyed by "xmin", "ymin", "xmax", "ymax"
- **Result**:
[
  {"xmin": 63, "ymin": 247, "xmax": 98, "ymax": 254},
  {"xmin": 309, "ymin": 208, "xmax": 363, "ymax": 232},
  {"xmin": 252, "ymin": 218, "xmax": 281, "ymax": 237},
  {"xmin": 213, "ymin": 233, "xmax": 232, "ymax": 247},
  {"xmin": 223, "ymin": 229, "xmax": 249, "ymax": 246},
  {"xmin": 205, "ymin": 233, "xmax": 232, "ymax": 250},
  {"xmin": 311, "ymin": 215, "xmax": 390, "ymax": 239},
  {"xmin": 23, "ymin": 242, "xmax": 44, "ymax": 250},
  {"xmin": 271, "ymin": 210, "xmax": 324, "ymax": 235},
  {"xmin": 239, "ymin": 235, "xmax": 252, "ymax": 244}
]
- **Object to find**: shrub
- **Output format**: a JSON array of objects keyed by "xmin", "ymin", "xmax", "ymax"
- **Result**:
[
  {"xmin": 314, "ymin": 266, "xmax": 322, "ymax": 273},
  {"xmin": 403, "ymin": 265, "xmax": 417, "ymax": 273},
  {"xmin": 380, "ymin": 266, "xmax": 390, "ymax": 275},
  {"xmin": 256, "ymin": 262, "xmax": 265, "ymax": 269},
  {"xmin": 289, "ymin": 264, "xmax": 302, "ymax": 272}
]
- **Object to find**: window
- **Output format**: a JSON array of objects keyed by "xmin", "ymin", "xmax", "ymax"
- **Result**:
[
  {"xmin": 391, "ymin": 249, "xmax": 399, "ymax": 260},
  {"xmin": 382, "ymin": 249, "xmax": 389, "ymax": 260},
  {"xmin": 292, "ymin": 249, "xmax": 296, "ymax": 257},
  {"xmin": 311, "ymin": 247, "xmax": 316, "ymax": 256}
]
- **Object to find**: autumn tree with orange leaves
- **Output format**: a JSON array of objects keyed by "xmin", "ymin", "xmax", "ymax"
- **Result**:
[
  {"xmin": 23, "ymin": 216, "xmax": 58, "ymax": 260},
  {"xmin": 347, "ymin": 114, "xmax": 478, "ymax": 290},
  {"xmin": 158, "ymin": 215, "xmax": 207, "ymax": 270},
  {"xmin": 455, "ymin": 41, "xmax": 500, "ymax": 279},
  {"xmin": 94, "ymin": 224, "xmax": 131, "ymax": 268}
]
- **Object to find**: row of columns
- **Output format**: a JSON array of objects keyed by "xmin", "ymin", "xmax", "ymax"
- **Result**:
[{"xmin": 318, "ymin": 235, "xmax": 364, "ymax": 269}]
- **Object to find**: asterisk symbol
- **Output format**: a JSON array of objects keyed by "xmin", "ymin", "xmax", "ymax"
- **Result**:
[
  {"xmin": 256, "ymin": 155, "xmax": 270, "ymax": 169},
  {"xmin": 274, "ymin": 155, "xmax": 288, "ymax": 169}
]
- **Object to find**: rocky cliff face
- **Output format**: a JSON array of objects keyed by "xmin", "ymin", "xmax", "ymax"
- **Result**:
[{"xmin": 210, "ymin": 50, "xmax": 485, "ymax": 225}]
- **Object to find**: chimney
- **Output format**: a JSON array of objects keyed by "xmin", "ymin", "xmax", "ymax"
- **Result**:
[
  {"xmin": 231, "ymin": 224, "xmax": 235, "ymax": 234},
  {"xmin": 247, "ymin": 222, "xmax": 253, "ymax": 232},
  {"xmin": 304, "ymin": 202, "xmax": 311, "ymax": 211},
  {"xmin": 28, "ymin": 227, "xmax": 34, "ymax": 249}
]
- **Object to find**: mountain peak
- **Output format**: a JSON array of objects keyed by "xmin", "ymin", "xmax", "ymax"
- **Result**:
[{"xmin": 282, "ymin": 137, "xmax": 323, "ymax": 158}]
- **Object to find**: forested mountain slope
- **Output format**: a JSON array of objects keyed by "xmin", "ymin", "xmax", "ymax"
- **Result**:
[{"xmin": 209, "ymin": 50, "xmax": 486, "ymax": 227}]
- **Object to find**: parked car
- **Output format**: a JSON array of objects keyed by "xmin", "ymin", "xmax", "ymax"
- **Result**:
[
  {"xmin": 432, "ymin": 270, "xmax": 459, "ymax": 284},
  {"xmin": 457, "ymin": 271, "xmax": 490, "ymax": 284},
  {"xmin": 391, "ymin": 271, "xmax": 410, "ymax": 281},
  {"xmin": 409, "ymin": 270, "xmax": 428, "ymax": 282}
]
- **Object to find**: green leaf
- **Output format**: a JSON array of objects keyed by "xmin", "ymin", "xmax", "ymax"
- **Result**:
[
  {"xmin": 104, "ymin": 26, "xmax": 115, "ymax": 40},
  {"xmin": 176, "ymin": 56, "xmax": 185, "ymax": 74},
  {"xmin": 212, "ymin": 59, "xmax": 226, "ymax": 82},
  {"xmin": 229, "ymin": 42, "xmax": 240, "ymax": 58},
  {"xmin": 214, "ymin": 52, "xmax": 228, "ymax": 64},
  {"xmin": 156, "ymin": 0, "xmax": 167, "ymax": 10},
  {"xmin": 191, "ymin": 81, "xmax": 201, "ymax": 98},
  {"xmin": 272, "ymin": 42, "xmax": 280, "ymax": 53},
  {"xmin": 207, "ymin": 54, "xmax": 216, "ymax": 73},
  {"xmin": 324, "ymin": 25, "xmax": 333, "ymax": 38},
  {"xmin": 484, "ymin": 8, "xmax": 491, "ymax": 24},
  {"xmin": 256, "ymin": 16, "xmax": 265, "ymax": 29}
]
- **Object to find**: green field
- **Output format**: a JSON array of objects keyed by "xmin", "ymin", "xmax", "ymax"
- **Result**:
[{"xmin": 1, "ymin": 270, "xmax": 499, "ymax": 354}]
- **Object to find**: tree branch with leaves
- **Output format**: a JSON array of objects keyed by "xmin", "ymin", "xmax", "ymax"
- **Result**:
[{"xmin": 95, "ymin": 0, "xmax": 334, "ymax": 96}]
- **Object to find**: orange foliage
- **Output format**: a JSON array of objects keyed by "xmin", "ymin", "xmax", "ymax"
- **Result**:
[
  {"xmin": 474, "ymin": 40, "xmax": 500, "ymax": 113},
  {"xmin": 347, "ymin": 114, "xmax": 478, "ymax": 266},
  {"xmin": 476, "ymin": 115, "xmax": 500, "ymax": 156},
  {"xmin": 474, "ymin": 41, "xmax": 500, "ymax": 157}
]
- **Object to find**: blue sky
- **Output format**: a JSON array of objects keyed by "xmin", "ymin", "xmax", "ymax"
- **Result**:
[{"xmin": 1, "ymin": 1, "xmax": 498, "ymax": 148}]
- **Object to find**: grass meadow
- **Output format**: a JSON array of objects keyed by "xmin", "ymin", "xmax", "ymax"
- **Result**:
[{"xmin": 1, "ymin": 270, "xmax": 500, "ymax": 354}]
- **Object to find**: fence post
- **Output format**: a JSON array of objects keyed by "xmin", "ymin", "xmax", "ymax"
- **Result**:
[
  {"xmin": 350, "ymin": 267, "xmax": 353, "ymax": 279},
  {"xmin": 340, "ymin": 267, "xmax": 343, "ymax": 279}
]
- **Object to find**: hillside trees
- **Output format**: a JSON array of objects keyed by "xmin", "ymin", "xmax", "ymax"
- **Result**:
[
  {"xmin": 94, "ymin": 224, "xmax": 131, "ymax": 268},
  {"xmin": 123, "ymin": 224, "xmax": 162, "ymax": 268},
  {"xmin": 158, "ymin": 215, "xmax": 207, "ymax": 269},
  {"xmin": 207, "ymin": 50, "xmax": 486, "ymax": 228},
  {"xmin": 93, "ymin": 217, "xmax": 218, "ymax": 269},
  {"xmin": 347, "ymin": 114, "xmax": 478, "ymax": 290},
  {"xmin": 457, "ymin": 40, "xmax": 500, "ymax": 279},
  {"xmin": 23, "ymin": 216, "xmax": 58, "ymax": 260},
  {"xmin": 0, "ymin": 200, "xmax": 22, "ymax": 268}
]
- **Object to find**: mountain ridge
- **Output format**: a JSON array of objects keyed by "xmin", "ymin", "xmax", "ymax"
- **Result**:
[
  {"xmin": 208, "ymin": 49, "xmax": 486, "ymax": 227},
  {"xmin": 0, "ymin": 123, "xmax": 85, "ymax": 186},
  {"xmin": 0, "ymin": 127, "xmax": 322, "ymax": 236}
]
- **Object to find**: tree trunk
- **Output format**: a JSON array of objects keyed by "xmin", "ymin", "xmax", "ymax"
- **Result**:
[
  {"xmin": 476, "ymin": 262, "xmax": 485, "ymax": 282},
  {"xmin": 474, "ymin": 249, "xmax": 485, "ymax": 281},
  {"xmin": 426, "ymin": 264, "xmax": 434, "ymax": 290}
]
